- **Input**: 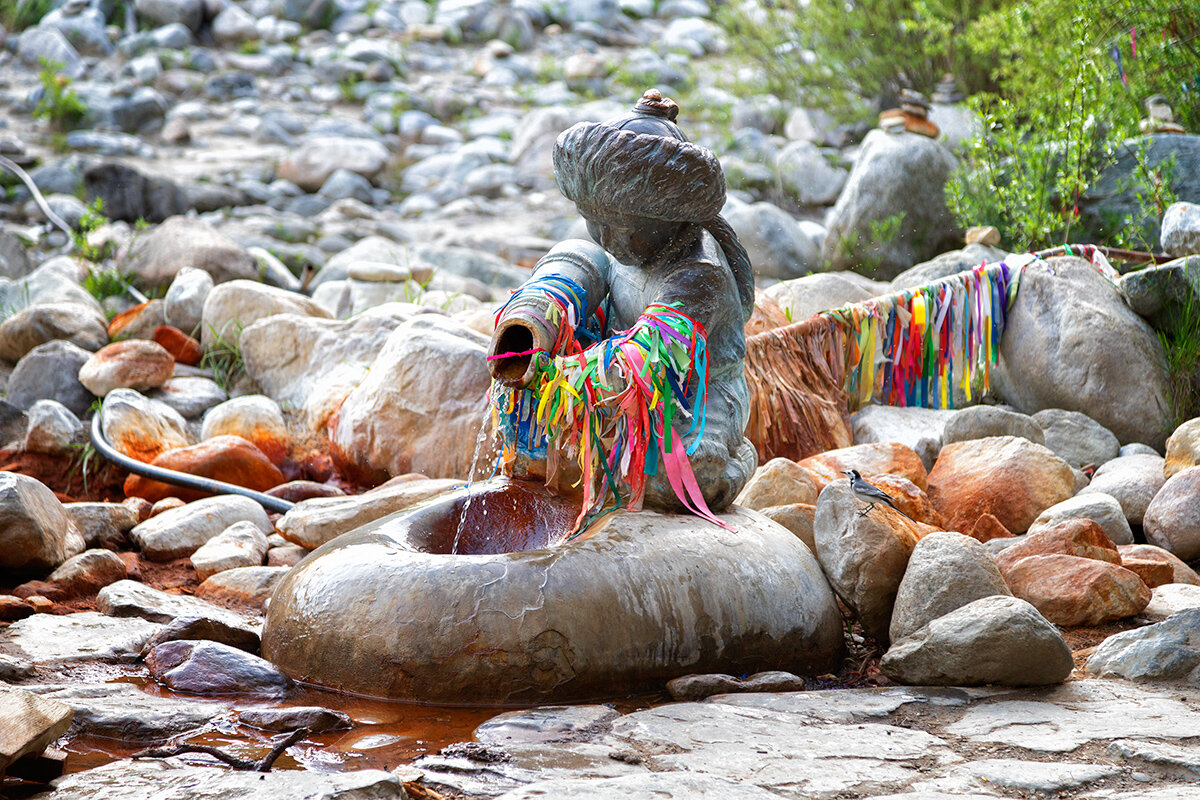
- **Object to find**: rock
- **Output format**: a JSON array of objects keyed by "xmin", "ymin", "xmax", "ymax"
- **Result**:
[
  {"xmin": 36, "ymin": 683, "xmax": 231, "ymax": 742},
  {"xmin": 1166, "ymin": 418, "xmax": 1200, "ymax": 478},
  {"xmin": 78, "ymin": 340, "xmax": 175, "ymax": 396},
  {"xmin": 196, "ymin": 566, "xmax": 291, "ymax": 610},
  {"xmin": 0, "ymin": 596, "xmax": 36, "ymax": 622},
  {"xmin": 764, "ymin": 271, "xmax": 889, "ymax": 324},
  {"xmin": 200, "ymin": 395, "xmax": 289, "ymax": 465},
  {"xmin": 850, "ymin": 408, "xmax": 956, "ymax": 477},
  {"xmin": 735, "ymin": 458, "xmax": 818, "ymax": 509},
  {"xmin": 784, "ymin": 106, "xmax": 839, "ymax": 145},
  {"xmin": 7, "ymin": 340, "xmax": 93, "ymax": 417},
  {"xmin": 822, "ymin": 130, "xmax": 959, "ymax": 278},
  {"xmin": 277, "ymin": 136, "xmax": 390, "ymax": 193},
  {"xmin": 98, "ymin": 579, "xmax": 258, "ymax": 635},
  {"xmin": 267, "ymin": 543, "xmax": 309, "ymax": 567},
  {"xmin": 1116, "ymin": 553, "xmax": 1177, "ymax": 589},
  {"xmin": 30, "ymin": 759, "xmax": 403, "ymax": 798},
  {"xmin": 276, "ymin": 476, "xmax": 459, "ymax": 549},
  {"xmin": 0, "ymin": 303, "xmax": 108, "ymax": 362},
  {"xmin": 46, "ymin": 549, "xmax": 127, "ymax": 597},
  {"xmin": 99, "ymin": 388, "xmax": 190, "ymax": 464},
  {"xmin": 64, "ymin": 502, "xmax": 138, "ymax": 550},
  {"xmin": 142, "ymin": 615, "xmax": 261, "ymax": 655},
  {"xmin": 83, "ymin": 161, "xmax": 188, "ymax": 224},
  {"xmin": 667, "ymin": 671, "xmax": 807, "ymax": 702},
  {"xmin": 239, "ymin": 706, "xmax": 352, "ymax": 733},
  {"xmin": 124, "ymin": 435, "xmax": 285, "ymax": 504},
  {"xmin": 146, "ymin": 639, "xmax": 291, "ymax": 697},
  {"xmin": 211, "ymin": 4, "xmax": 258, "ymax": 45},
  {"xmin": 128, "ymin": 495, "xmax": 272, "ymax": 561},
  {"xmin": 265, "ymin": 481, "xmax": 344, "ymax": 503},
  {"xmin": 861, "ymin": 474, "xmax": 945, "ymax": 527},
  {"xmin": 122, "ymin": 216, "xmax": 258, "ymax": 288},
  {"xmin": 889, "ymin": 244, "xmax": 1007, "ymax": 290},
  {"xmin": 1143, "ymin": 584, "xmax": 1200, "ymax": 619},
  {"xmin": 474, "ymin": 705, "xmax": 621, "ymax": 747},
  {"xmin": 25, "ymin": 399, "xmax": 83, "ymax": 455},
  {"xmin": 889, "ymin": 532, "xmax": 1011, "ymax": 642},
  {"xmin": 993, "ymin": 519, "xmax": 1122, "ymax": 574},
  {"xmin": 107, "ymin": 300, "xmax": 166, "ymax": 343},
  {"xmin": 776, "ymin": 140, "xmax": 847, "ymax": 206},
  {"xmin": 1027, "ymin": 492, "xmax": 1133, "ymax": 546},
  {"xmin": 724, "ymin": 201, "xmax": 822, "ymax": 281},
  {"xmin": 993, "ymin": 257, "xmax": 1172, "ymax": 449},
  {"xmin": 942, "ymin": 405, "xmax": 1044, "ymax": 446},
  {"xmin": 147, "ymin": 376, "xmax": 228, "ymax": 419},
  {"xmin": 16, "ymin": 26, "xmax": 82, "ymax": 78},
  {"xmin": 328, "ymin": 316, "xmax": 492, "ymax": 483},
  {"xmin": 264, "ymin": 501, "xmax": 843, "ymax": 703},
  {"xmin": 0, "ymin": 611, "xmax": 161, "ymax": 665},
  {"xmin": 1032, "ymin": 409, "xmax": 1121, "ymax": 470},
  {"xmin": 152, "ymin": 325, "xmax": 202, "ymax": 366},
  {"xmin": 1161, "ymin": 201, "xmax": 1200, "ymax": 258},
  {"xmin": 926, "ymin": 436, "xmax": 1075, "ymax": 534},
  {"xmin": 0, "ymin": 686, "xmax": 73, "ymax": 774},
  {"xmin": 163, "ymin": 267, "xmax": 214, "ymax": 336},
  {"xmin": 135, "ymin": 0, "xmax": 203, "ymax": 31},
  {"xmin": 1083, "ymin": 134, "xmax": 1200, "ymax": 249},
  {"xmin": 1087, "ymin": 607, "xmax": 1200, "ymax": 682},
  {"xmin": 880, "ymin": 595, "xmax": 1073, "ymax": 686},
  {"xmin": 756, "ymin": 503, "xmax": 817, "ymax": 550},
  {"xmin": 797, "ymin": 441, "xmax": 928, "ymax": 492},
  {"xmin": 968, "ymin": 512, "xmax": 1012, "ymax": 543},
  {"xmin": 189, "ymin": 521, "xmax": 269, "ymax": 581},
  {"xmin": 1144, "ymin": 466, "xmax": 1200, "ymax": 561},
  {"xmin": 1119, "ymin": 544, "xmax": 1200, "ymax": 586},
  {"xmin": 1078, "ymin": 453, "xmax": 1167, "ymax": 526},
  {"xmin": 0, "ymin": 472, "xmax": 85, "ymax": 572},
  {"xmin": 1002, "ymin": 554, "xmax": 1150, "ymax": 626},
  {"xmin": 813, "ymin": 479, "xmax": 931, "ymax": 642},
  {"xmin": 200, "ymin": 279, "xmax": 331, "ymax": 350}
]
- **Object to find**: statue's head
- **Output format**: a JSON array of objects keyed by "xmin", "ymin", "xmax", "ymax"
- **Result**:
[
  {"xmin": 552, "ymin": 89, "xmax": 755, "ymax": 318},
  {"xmin": 552, "ymin": 89, "xmax": 726, "ymax": 230}
]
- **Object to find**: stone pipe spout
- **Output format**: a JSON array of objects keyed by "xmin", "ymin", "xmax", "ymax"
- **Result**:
[{"xmin": 487, "ymin": 307, "xmax": 558, "ymax": 388}]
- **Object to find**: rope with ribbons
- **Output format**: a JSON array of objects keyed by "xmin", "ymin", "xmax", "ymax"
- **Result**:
[
  {"xmin": 491, "ymin": 299, "xmax": 725, "ymax": 533},
  {"xmin": 820, "ymin": 243, "xmax": 1131, "ymax": 411}
]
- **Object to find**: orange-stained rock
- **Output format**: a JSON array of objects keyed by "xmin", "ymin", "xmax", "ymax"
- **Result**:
[
  {"xmin": 866, "ymin": 474, "xmax": 944, "ymax": 528},
  {"xmin": 122, "ymin": 496, "xmax": 153, "ymax": 523},
  {"xmin": 745, "ymin": 289, "xmax": 791, "ymax": 337},
  {"xmin": 927, "ymin": 436, "xmax": 1075, "ymax": 535},
  {"xmin": 798, "ymin": 442, "xmax": 928, "ymax": 492},
  {"xmin": 153, "ymin": 325, "xmax": 203, "ymax": 366},
  {"xmin": 994, "ymin": 519, "xmax": 1121, "ymax": 575},
  {"xmin": 107, "ymin": 299, "xmax": 165, "ymax": 341},
  {"xmin": 1118, "ymin": 543, "xmax": 1200, "ymax": 586},
  {"xmin": 78, "ymin": 339, "xmax": 175, "ymax": 396},
  {"xmin": 101, "ymin": 389, "xmax": 190, "ymax": 464},
  {"xmin": 1117, "ymin": 558, "xmax": 1176, "ymax": 590},
  {"xmin": 149, "ymin": 497, "xmax": 185, "ymax": 517},
  {"xmin": 124, "ymin": 435, "xmax": 285, "ymax": 503},
  {"xmin": 200, "ymin": 396, "xmax": 290, "ymax": 466},
  {"xmin": 1002, "ymin": 553, "xmax": 1151, "ymax": 626},
  {"xmin": 968, "ymin": 513, "xmax": 1012, "ymax": 543},
  {"xmin": 0, "ymin": 594, "xmax": 35, "ymax": 621}
]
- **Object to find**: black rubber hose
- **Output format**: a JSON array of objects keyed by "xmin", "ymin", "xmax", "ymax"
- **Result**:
[{"xmin": 90, "ymin": 411, "xmax": 296, "ymax": 514}]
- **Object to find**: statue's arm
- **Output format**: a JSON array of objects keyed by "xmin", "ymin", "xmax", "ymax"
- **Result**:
[{"xmin": 489, "ymin": 239, "xmax": 611, "ymax": 386}]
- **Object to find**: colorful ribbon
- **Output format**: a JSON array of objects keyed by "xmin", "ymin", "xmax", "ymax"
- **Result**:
[{"xmin": 492, "ymin": 302, "xmax": 728, "ymax": 532}]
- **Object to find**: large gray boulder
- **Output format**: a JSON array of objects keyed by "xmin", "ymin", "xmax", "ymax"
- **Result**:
[
  {"xmin": 765, "ymin": 271, "xmax": 888, "ymax": 323},
  {"xmin": 1032, "ymin": 408, "xmax": 1121, "ymax": 470},
  {"xmin": 889, "ymin": 532, "xmax": 1011, "ymax": 643},
  {"xmin": 822, "ymin": 130, "xmax": 959, "ymax": 279},
  {"xmin": 1078, "ymin": 453, "xmax": 1167, "ymax": 526},
  {"xmin": 122, "ymin": 216, "xmax": 259, "ymax": 288},
  {"xmin": 880, "ymin": 595, "xmax": 1073, "ymax": 686},
  {"xmin": 993, "ymin": 257, "xmax": 1172, "ymax": 449},
  {"xmin": 0, "ymin": 472, "xmax": 85, "ymax": 571},
  {"xmin": 724, "ymin": 201, "xmax": 823, "ymax": 281},
  {"xmin": 1161, "ymin": 201, "xmax": 1200, "ymax": 258},
  {"xmin": 889, "ymin": 243, "xmax": 1006, "ymax": 290},
  {"xmin": 1087, "ymin": 607, "xmax": 1200, "ymax": 683},
  {"xmin": 1144, "ymin": 467, "xmax": 1200, "ymax": 561}
]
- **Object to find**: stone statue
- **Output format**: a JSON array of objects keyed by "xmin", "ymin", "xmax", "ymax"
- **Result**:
[{"xmin": 488, "ymin": 89, "xmax": 757, "ymax": 519}]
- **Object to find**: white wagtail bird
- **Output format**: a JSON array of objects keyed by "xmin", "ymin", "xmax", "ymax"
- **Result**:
[{"xmin": 842, "ymin": 469, "xmax": 916, "ymax": 521}]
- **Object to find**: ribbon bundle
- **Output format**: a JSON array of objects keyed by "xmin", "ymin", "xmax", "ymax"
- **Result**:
[
  {"xmin": 820, "ymin": 245, "xmax": 1121, "ymax": 411},
  {"xmin": 492, "ymin": 302, "xmax": 726, "ymax": 531}
]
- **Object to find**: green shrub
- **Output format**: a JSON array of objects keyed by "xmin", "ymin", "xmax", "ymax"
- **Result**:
[
  {"xmin": 1, "ymin": 0, "xmax": 55, "ymax": 32},
  {"xmin": 32, "ymin": 59, "xmax": 88, "ymax": 132}
]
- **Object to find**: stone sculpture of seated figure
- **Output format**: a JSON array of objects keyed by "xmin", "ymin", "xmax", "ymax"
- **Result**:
[{"xmin": 488, "ymin": 89, "xmax": 758, "ymax": 522}]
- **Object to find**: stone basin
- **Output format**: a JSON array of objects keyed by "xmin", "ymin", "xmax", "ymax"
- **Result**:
[{"xmin": 261, "ymin": 478, "xmax": 844, "ymax": 704}]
